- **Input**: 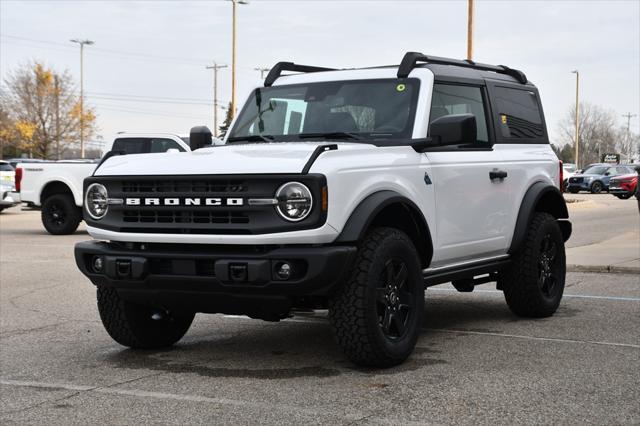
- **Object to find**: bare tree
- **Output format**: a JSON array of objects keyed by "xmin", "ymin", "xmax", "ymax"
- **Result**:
[
  {"xmin": 0, "ymin": 61, "xmax": 97, "ymax": 159},
  {"xmin": 557, "ymin": 102, "xmax": 626, "ymax": 166}
]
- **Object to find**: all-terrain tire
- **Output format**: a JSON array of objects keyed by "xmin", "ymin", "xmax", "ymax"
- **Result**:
[
  {"xmin": 97, "ymin": 286, "xmax": 194, "ymax": 349},
  {"xmin": 499, "ymin": 212, "xmax": 566, "ymax": 318},
  {"xmin": 329, "ymin": 227, "xmax": 424, "ymax": 368},
  {"xmin": 41, "ymin": 194, "xmax": 82, "ymax": 235}
]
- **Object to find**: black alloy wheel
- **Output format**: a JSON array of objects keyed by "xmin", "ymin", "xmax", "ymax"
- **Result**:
[
  {"xmin": 538, "ymin": 234, "xmax": 561, "ymax": 299},
  {"xmin": 376, "ymin": 259, "xmax": 414, "ymax": 340}
]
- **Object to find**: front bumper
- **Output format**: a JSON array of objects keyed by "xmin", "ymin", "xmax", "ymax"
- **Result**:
[
  {"xmin": 74, "ymin": 240, "xmax": 356, "ymax": 318},
  {"xmin": 566, "ymin": 181, "xmax": 593, "ymax": 191}
]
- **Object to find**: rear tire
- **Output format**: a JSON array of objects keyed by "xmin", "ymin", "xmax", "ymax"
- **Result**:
[
  {"xmin": 97, "ymin": 286, "xmax": 194, "ymax": 349},
  {"xmin": 41, "ymin": 194, "xmax": 82, "ymax": 235},
  {"xmin": 329, "ymin": 227, "xmax": 424, "ymax": 368},
  {"xmin": 499, "ymin": 212, "xmax": 565, "ymax": 318},
  {"xmin": 590, "ymin": 181, "xmax": 603, "ymax": 194}
]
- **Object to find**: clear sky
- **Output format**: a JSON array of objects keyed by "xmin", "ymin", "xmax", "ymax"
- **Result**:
[{"xmin": 1, "ymin": 0, "xmax": 639, "ymax": 146}]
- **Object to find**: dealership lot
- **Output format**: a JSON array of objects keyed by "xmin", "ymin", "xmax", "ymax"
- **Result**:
[{"xmin": 1, "ymin": 198, "xmax": 638, "ymax": 424}]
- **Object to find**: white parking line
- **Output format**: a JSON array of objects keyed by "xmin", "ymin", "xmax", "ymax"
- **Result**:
[
  {"xmin": 223, "ymin": 316, "xmax": 639, "ymax": 349},
  {"xmin": 428, "ymin": 287, "xmax": 640, "ymax": 302},
  {"xmin": 0, "ymin": 379, "xmax": 361, "ymax": 419},
  {"xmin": 427, "ymin": 329, "xmax": 640, "ymax": 349}
]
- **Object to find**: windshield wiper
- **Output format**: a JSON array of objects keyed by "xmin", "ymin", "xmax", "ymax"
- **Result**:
[
  {"xmin": 227, "ymin": 135, "xmax": 275, "ymax": 143},
  {"xmin": 297, "ymin": 132, "xmax": 363, "ymax": 141}
]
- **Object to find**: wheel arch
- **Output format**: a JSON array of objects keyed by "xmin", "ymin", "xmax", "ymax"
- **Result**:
[
  {"xmin": 335, "ymin": 190, "xmax": 433, "ymax": 268},
  {"xmin": 509, "ymin": 182, "xmax": 571, "ymax": 254},
  {"xmin": 40, "ymin": 180, "xmax": 77, "ymax": 205}
]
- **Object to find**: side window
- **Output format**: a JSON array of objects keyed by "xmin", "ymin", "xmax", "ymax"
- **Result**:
[
  {"xmin": 616, "ymin": 166, "xmax": 630, "ymax": 175},
  {"xmin": 150, "ymin": 138, "xmax": 185, "ymax": 153},
  {"xmin": 430, "ymin": 84, "xmax": 489, "ymax": 143},
  {"xmin": 493, "ymin": 86, "xmax": 544, "ymax": 140},
  {"xmin": 112, "ymin": 138, "xmax": 147, "ymax": 154}
]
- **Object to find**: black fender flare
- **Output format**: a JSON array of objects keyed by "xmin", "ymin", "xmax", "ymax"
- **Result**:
[
  {"xmin": 335, "ymin": 190, "xmax": 433, "ymax": 266},
  {"xmin": 509, "ymin": 182, "xmax": 571, "ymax": 254}
]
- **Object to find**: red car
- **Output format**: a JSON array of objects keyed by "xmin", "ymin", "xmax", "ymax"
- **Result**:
[{"xmin": 608, "ymin": 173, "xmax": 638, "ymax": 199}]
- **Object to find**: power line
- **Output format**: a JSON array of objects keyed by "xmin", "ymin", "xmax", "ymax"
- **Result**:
[{"xmin": 1, "ymin": 34, "xmax": 211, "ymax": 66}]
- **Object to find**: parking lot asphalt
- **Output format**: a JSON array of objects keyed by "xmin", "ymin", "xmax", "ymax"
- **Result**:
[{"xmin": 1, "ymin": 203, "xmax": 639, "ymax": 425}]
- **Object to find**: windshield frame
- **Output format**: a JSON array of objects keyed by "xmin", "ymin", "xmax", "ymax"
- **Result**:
[{"xmin": 227, "ymin": 78, "xmax": 421, "ymax": 145}]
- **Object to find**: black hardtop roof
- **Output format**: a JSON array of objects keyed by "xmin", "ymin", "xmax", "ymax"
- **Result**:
[{"xmin": 265, "ymin": 51, "xmax": 533, "ymax": 88}]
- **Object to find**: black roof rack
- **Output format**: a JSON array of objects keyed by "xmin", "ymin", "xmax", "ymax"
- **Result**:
[
  {"xmin": 397, "ymin": 51, "xmax": 528, "ymax": 84},
  {"xmin": 264, "ymin": 62, "xmax": 336, "ymax": 87}
]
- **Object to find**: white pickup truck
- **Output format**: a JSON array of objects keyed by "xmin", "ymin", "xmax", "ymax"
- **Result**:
[{"xmin": 17, "ymin": 133, "xmax": 191, "ymax": 234}]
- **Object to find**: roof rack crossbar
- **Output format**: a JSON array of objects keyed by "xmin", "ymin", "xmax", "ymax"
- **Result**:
[
  {"xmin": 397, "ymin": 52, "xmax": 527, "ymax": 84},
  {"xmin": 264, "ymin": 62, "xmax": 336, "ymax": 87}
]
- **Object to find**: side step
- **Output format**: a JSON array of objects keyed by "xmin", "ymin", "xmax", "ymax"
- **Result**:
[{"xmin": 423, "ymin": 259, "xmax": 510, "ymax": 288}]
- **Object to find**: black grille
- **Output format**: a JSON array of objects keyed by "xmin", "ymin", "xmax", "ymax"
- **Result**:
[
  {"xmin": 122, "ymin": 179, "xmax": 247, "ymax": 194},
  {"xmin": 86, "ymin": 174, "xmax": 327, "ymax": 235},
  {"xmin": 569, "ymin": 177, "xmax": 583, "ymax": 183},
  {"xmin": 123, "ymin": 210, "xmax": 249, "ymax": 224}
]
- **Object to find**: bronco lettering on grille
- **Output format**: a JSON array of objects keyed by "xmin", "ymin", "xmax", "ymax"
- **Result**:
[{"xmin": 124, "ymin": 197, "xmax": 244, "ymax": 206}]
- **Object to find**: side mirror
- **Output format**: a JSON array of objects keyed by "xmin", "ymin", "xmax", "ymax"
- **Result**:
[
  {"xmin": 604, "ymin": 172, "xmax": 610, "ymax": 176},
  {"xmin": 189, "ymin": 126, "xmax": 213, "ymax": 150},
  {"xmin": 429, "ymin": 114, "xmax": 477, "ymax": 146}
]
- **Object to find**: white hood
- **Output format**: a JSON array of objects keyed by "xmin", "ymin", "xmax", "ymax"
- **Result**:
[{"xmin": 95, "ymin": 142, "xmax": 375, "ymax": 176}]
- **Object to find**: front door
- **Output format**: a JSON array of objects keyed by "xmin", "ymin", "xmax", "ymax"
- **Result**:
[{"xmin": 425, "ymin": 83, "xmax": 511, "ymax": 267}]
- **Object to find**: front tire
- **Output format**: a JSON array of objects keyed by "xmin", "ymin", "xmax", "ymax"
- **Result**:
[
  {"xmin": 97, "ymin": 286, "xmax": 194, "ymax": 349},
  {"xmin": 499, "ymin": 212, "xmax": 566, "ymax": 318},
  {"xmin": 41, "ymin": 194, "xmax": 82, "ymax": 235},
  {"xmin": 329, "ymin": 228, "xmax": 424, "ymax": 368},
  {"xmin": 615, "ymin": 193, "xmax": 632, "ymax": 200}
]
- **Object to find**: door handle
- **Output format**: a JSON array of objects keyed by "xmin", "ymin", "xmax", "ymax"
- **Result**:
[{"xmin": 489, "ymin": 169, "xmax": 508, "ymax": 181}]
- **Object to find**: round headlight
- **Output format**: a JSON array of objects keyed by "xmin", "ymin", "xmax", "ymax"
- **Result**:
[
  {"xmin": 85, "ymin": 183, "xmax": 108, "ymax": 219},
  {"xmin": 275, "ymin": 182, "xmax": 313, "ymax": 222}
]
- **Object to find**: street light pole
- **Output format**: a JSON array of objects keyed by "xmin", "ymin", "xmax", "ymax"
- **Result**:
[
  {"xmin": 254, "ymin": 67, "xmax": 270, "ymax": 79},
  {"xmin": 467, "ymin": 0, "xmax": 474, "ymax": 61},
  {"xmin": 230, "ymin": 0, "xmax": 248, "ymax": 119},
  {"xmin": 70, "ymin": 38, "xmax": 94, "ymax": 159},
  {"xmin": 571, "ymin": 70, "xmax": 580, "ymax": 168},
  {"xmin": 622, "ymin": 112, "xmax": 637, "ymax": 162},
  {"xmin": 206, "ymin": 63, "xmax": 228, "ymax": 137}
]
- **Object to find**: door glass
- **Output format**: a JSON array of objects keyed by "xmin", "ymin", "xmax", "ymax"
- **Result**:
[
  {"xmin": 493, "ymin": 87, "xmax": 544, "ymax": 139},
  {"xmin": 430, "ymin": 84, "xmax": 489, "ymax": 143}
]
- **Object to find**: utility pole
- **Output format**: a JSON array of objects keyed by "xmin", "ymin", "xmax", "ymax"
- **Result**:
[
  {"xmin": 254, "ymin": 67, "xmax": 270, "ymax": 79},
  {"xmin": 466, "ymin": 0, "xmax": 474, "ymax": 61},
  {"xmin": 230, "ymin": 0, "xmax": 249, "ymax": 119},
  {"xmin": 206, "ymin": 62, "xmax": 228, "ymax": 137},
  {"xmin": 54, "ymin": 75, "xmax": 61, "ymax": 160},
  {"xmin": 70, "ymin": 38, "xmax": 94, "ymax": 159},
  {"xmin": 622, "ymin": 113, "xmax": 637, "ymax": 162},
  {"xmin": 572, "ymin": 70, "xmax": 580, "ymax": 168}
]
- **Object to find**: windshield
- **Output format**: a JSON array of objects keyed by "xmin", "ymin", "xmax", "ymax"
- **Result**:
[
  {"xmin": 584, "ymin": 166, "xmax": 608, "ymax": 175},
  {"xmin": 228, "ymin": 79, "xmax": 419, "ymax": 142}
]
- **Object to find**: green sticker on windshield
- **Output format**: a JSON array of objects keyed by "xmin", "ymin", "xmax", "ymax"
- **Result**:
[{"xmin": 396, "ymin": 83, "xmax": 406, "ymax": 92}]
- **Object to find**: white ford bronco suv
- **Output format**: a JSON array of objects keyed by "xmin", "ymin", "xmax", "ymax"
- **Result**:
[{"xmin": 75, "ymin": 52, "xmax": 571, "ymax": 367}]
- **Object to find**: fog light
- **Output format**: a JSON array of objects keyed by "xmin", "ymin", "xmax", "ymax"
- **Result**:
[
  {"xmin": 92, "ymin": 256, "xmax": 104, "ymax": 273},
  {"xmin": 276, "ymin": 262, "xmax": 292, "ymax": 280}
]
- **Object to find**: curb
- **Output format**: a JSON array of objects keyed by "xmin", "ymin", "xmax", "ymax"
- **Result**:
[{"xmin": 567, "ymin": 264, "xmax": 640, "ymax": 274}]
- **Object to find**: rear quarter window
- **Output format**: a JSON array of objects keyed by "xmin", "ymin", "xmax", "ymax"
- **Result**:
[{"xmin": 492, "ymin": 86, "xmax": 546, "ymax": 142}]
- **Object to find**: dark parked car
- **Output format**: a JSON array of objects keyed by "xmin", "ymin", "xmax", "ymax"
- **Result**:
[
  {"xmin": 608, "ymin": 172, "xmax": 638, "ymax": 199},
  {"xmin": 566, "ymin": 164, "xmax": 636, "ymax": 194}
]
